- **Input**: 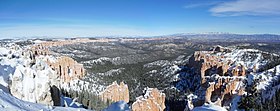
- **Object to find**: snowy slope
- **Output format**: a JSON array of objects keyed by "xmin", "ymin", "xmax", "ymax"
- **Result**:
[
  {"xmin": 223, "ymin": 48, "xmax": 275, "ymax": 70},
  {"xmin": 0, "ymin": 89, "xmax": 89, "ymax": 111}
]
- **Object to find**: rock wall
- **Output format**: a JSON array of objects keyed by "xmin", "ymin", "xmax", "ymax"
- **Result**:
[
  {"xmin": 99, "ymin": 81, "xmax": 129, "ymax": 103},
  {"xmin": 132, "ymin": 88, "xmax": 166, "ymax": 111}
]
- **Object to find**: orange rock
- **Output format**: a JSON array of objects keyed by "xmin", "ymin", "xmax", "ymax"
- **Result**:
[
  {"xmin": 189, "ymin": 47, "xmax": 246, "ymax": 107},
  {"xmin": 240, "ymin": 65, "xmax": 246, "ymax": 76},
  {"xmin": 132, "ymin": 88, "xmax": 165, "ymax": 111},
  {"xmin": 99, "ymin": 81, "xmax": 129, "ymax": 103},
  {"xmin": 46, "ymin": 56, "xmax": 85, "ymax": 83},
  {"xmin": 205, "ymin": 83, "xmax": 215, "ymax": 103}
]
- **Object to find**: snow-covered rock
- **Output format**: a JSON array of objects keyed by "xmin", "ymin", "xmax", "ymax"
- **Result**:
[
  {"xmin": 178, "ymin": 46, "xmax": 280, "ymax": 110},
  {"xmin": 0, "ymin": 46, "xmax": 60, "ymax": 106},
  {"xmin": 132, "ymin": 88, "xmax": 165, "ymax": 111}
]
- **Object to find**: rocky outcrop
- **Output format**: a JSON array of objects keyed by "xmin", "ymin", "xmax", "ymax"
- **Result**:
[
  {"xmin": 204, "ymin": 78, "xmax": 243, "ymax": 106},
  {"xmin": 31, "ymin": 44, "xmax": 51, "ymax": 56},
  {"xmin": 10, "ymin": 51, "xmax": 59, "ymax": 106},
  {"xmin": 192, "ymin": 51, "xmax": 231, "ymax": 84},
  {"xmin": 188, "ymin": 46, "xmax": 246, "ymax": 108},
  {"xmin": 132, "ymin": 88, "xmax": 165, "ymax": 111},
  {"xmin": 1, "ymin": 41, "xmax": 88, "ymax": 107},
  {"xmin": 99, "ymin": 81, "xmax": 129, "ymax": 103},
  {"xmin": 45, "ymin": 56, "xmax": 85, "ymax": 83}
]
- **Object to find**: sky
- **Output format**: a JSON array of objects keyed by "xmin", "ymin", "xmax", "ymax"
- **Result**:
[{"xmin": 0, "ymin": 0, "xmax": 280, "ymax": 38}]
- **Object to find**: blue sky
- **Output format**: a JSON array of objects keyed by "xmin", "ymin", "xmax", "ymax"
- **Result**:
[{"xmin": 0, "ymin": 0, "xmax": 280, "ymax": 38}]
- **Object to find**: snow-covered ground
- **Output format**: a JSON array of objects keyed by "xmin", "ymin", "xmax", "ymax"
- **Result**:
[
  {"xmin": 0, "ymin": 89, "xmax": 89, "ymax": 111},
  {"xmin": 223, "ymin": 48, "xmax": 276, "ymax": 70}
]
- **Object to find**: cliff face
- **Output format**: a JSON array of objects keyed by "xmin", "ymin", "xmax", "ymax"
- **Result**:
[
  {"xmin": 191, "ymin": 50, "xmax": 233, "ymax": 84},
  {"xmin": 99, "ymin": 81, "xmax": 129, "ymax": 103},
  {"xmin": 132, "ymin": 88, "xmax": 165, "ymax": 111},
  {"xmin": 45, "ymin": 56, "xmax": 85, "ymax": 83}
]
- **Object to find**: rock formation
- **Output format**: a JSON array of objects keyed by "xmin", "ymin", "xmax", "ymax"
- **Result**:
[
  {"xmin": 99, "ymin": 81, "xmax": 129, "ymax": 103},
  {"xmin": 31, "ymin": 44, "xmax": 51, "ymax": 56},
  {"xmin": 132, "ymin": 88, "xmax": 166, "ymax": 111},
  {"xmin": 191, "ymin": 51, "xmax": 231, "ymax": 85},
  {"xmin": 10, "ymin": 51, "xmax": 59, "ymax": 106},
  {"xmin": 7, "ymin": 41, "xmax": 87, "ymax": 106},
  {"xmin": 45, "ymin": 56, "xmax": 85, "ymax": 83},
  {"xmin": 187, "ymin": 46, "xmax": 246, "ymax": 108},
  {"xmin": 14, "ymin": 39, "xmax": 88, "ymax": 106}
]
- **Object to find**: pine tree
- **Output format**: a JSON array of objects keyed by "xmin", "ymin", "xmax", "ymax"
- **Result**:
[{"xmin": 272, "ymin": 67, "xmax": 277, "ymax": 76}]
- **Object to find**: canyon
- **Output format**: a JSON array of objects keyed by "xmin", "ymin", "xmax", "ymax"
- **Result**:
[{"xmin": 0, "ymin": 37, "xmax": 280, "ymax": 111}]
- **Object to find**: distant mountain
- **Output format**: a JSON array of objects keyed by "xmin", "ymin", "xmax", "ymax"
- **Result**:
[{"xmin": 166, "ymin": 33, "xmax": 280, "ymax": 42}]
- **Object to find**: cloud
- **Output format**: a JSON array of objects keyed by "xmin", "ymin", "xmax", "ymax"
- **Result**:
[
  {"xmin": 184, "ymin": 2, "xmax": 220, "ymax": 9},
  {"xmin": 210, "ymin": 0, "xmax": 280, "ymax": 16}
]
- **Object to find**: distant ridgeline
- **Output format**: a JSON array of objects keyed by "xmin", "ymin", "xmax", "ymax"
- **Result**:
[{"xmin": 169, "ymin": 33, "xmax": 280, "ymax": 42}]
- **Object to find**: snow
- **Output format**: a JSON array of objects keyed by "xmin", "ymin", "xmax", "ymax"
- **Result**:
[
  {"xmin": 0, "ymin": 47, "xmax": 10, "ymax": 56},
  {"xmin": 103, "ymin": 101, "xmax": 130, "ymax": 111},
  {"xmin": 254, "ymin": 65, "xmax": 280, "ymax": 90},
  {"xmin": 0, "ymin": 89, "xmax": 89, "ymax": 111},
  {"xmin": 40, "ymin": 55, "xmax": 57, "ymax": 63},
  {"xmin": 81, "ymin": 57, "xmax": 121, "ymax": 65},
  {"xmin": 192, "ymin": 104, "xmax": 227, "ymax": 111},
  {"xmin": 143, "ymin": 87, "xmax": 154, "ymax": 98},
  {"xmin": 224, "ymin": 48, "xmax": 269, "ymax": 70},
  {"xmin": 249, "ymin": 65, "xmax": 280, "ymax": 100},
  {"xmin": 60, "ymin": 95, "xmax": 83, "ymax": 108},
  {"xmin": 33, "ymin": 40, "xmax": 45, "ymax": 44},
  {"xmin": 60, "ymin": 78, "xmax": 106, "ymax": 95}
]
